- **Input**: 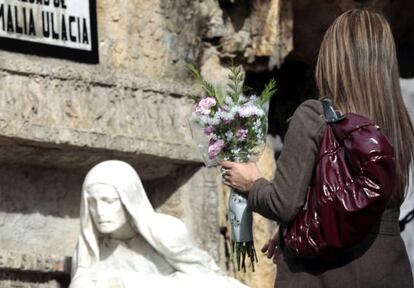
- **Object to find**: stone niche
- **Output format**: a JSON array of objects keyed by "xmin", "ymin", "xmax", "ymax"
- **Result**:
[
  {"xmin": 0, "ymin": 162, "xmax": 223, "ymax": 288},
  {"xmin": 0, "ymin": 66, "xmax": 227, "ymax": 286},
  {"xmin": 0, "ymin": 69, "xmax": 226, "ymax": 286}
]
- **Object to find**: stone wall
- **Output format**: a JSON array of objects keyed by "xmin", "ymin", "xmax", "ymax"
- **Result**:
[
  {"xmin": 0, "ymin": 0, "xmax": 293, "ymax": 287},
  {"xmin": 0, "ymin": 1, "xmax": 208, "ymax": 287},
  {"xmin": 92, "ymin": 0, "xmax": 202, "ymax": 80}
]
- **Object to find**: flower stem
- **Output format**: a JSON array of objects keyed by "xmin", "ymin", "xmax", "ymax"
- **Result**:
[{"xmin": 232, "ymin": 241, "xmax": 258, "ymax": 272}]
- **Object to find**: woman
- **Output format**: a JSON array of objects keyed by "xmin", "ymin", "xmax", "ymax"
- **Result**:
[
  {"xmin": 221, "ymin": 9, "xmax": 414, "ymax": 288},
  {"xmin": 70, "ymin": 160, "xmax": 247, "ymax": 288}
]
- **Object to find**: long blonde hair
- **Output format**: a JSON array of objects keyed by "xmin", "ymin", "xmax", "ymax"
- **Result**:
[{"xmin": 316, "ymin": 9, "xmax": 414, "ymax": 203}]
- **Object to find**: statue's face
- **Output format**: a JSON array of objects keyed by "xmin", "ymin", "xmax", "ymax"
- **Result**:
[{"xmin": 86, "ymin": 184, "xmax": 128, "ymax": 235}]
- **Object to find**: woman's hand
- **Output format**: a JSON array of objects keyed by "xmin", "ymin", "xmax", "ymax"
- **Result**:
[
  {"xmin": 220, "ymin": 161, "xmax": 262, "ymax": 192},
  {"xmin": 261, "ymin": 225, "xmax": 280, "ymax": 264}
]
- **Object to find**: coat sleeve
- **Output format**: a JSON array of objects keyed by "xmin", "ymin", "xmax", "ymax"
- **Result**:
[{"xmin": 248, "ymin": 99, "xmax": 325, "ymax": 223}]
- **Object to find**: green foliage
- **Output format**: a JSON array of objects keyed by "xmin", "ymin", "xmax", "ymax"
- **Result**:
[
  {"xmin": 188, "ymin": 61, "xmax": 274, "ymax": 273},
  {"xmin": 187, "ymin": 94, "xmax": 200, "ymax": 101},
  {"xmin": 259, "ymin": 78, "xmax": 277, "ymax": 107},
  {"xmin": 186, "ymin": 62, "xmax": 276, "ymax": 108},
  {"xmin": 186, "ymin": 64, "xmax": 215, "ymax": 97},
  {"xmin": 227, "ymin": 63, "xmax": 244, "ymax": 103},
  {"xmin": 186, "ymin": 63, "xmax": 224, "ymax": 106},
  {"xmin": 232, "ymin": 241, "xmax": 257, "ymax": 272}
]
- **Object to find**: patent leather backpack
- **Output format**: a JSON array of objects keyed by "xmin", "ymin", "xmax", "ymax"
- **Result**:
[{"xmin": 283, "ymin": 99, "xmax": 396, "ymax": 259}]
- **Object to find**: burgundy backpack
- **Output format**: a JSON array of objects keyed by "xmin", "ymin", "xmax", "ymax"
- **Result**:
[{"xmin": 283, "ymin": 99, "xmax": 396, "ymax": 259}]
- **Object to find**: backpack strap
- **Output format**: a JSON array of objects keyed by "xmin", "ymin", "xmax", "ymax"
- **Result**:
[{"xmin": 321, "ymin": 98, "xmax": 345, "ymax": 123}]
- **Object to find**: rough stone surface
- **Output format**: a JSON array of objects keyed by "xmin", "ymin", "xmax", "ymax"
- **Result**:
[
  {"xmin": 0, "ymin": 250, "xmax": 70, "ymax": 287},
  {"xmin": 0, "ymin": 279, "xmax": 62, "ymax": 288},
  {"xmin": 151, "ymin": 166, "xmax": 223, "ymax": 264},
  {"xmin": 0, "ymin": 165, "xmax": 81, "ymax": 257},
  {"xmin": 248, "ymin": 0, "xmax": 293, "ymax": 70},
  {"xmin": 200, "ymin": 0, "xmax": 293, "ymax": 72},
  {"xmin": 0, "ymin": 56, "xmax": 207, "ymax": 180},
  {"xmin": 93, "ymin": 0, "xmax": 201, "ymax": 80},
  {"xmin": 0, "ymin": 250, "xmax": 70, "ymax": 273},
  {"xmin": 0, "ymin": 59, "xmax": 200, "ymax": 167}
]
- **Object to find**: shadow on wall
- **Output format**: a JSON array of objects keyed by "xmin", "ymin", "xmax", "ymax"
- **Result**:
[
  {"xmin": 144, "ymin": 163, "xmax": 202, "ymax": 209},
  {"xmin": 0, "ymin": 164, "xmax": 83, "ymax": 218},
  {"xmin": 245, "ymin": 56, "xmax": 319, "ymax": 140},
  {"xmin": 0, "ymin": 162, "xmax": 201, "ymax": 217}
]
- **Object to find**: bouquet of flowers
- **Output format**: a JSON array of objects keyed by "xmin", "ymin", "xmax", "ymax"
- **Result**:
[{"xmin": 187, "ymin": 63, "xmax": 276, "ymax": 272}]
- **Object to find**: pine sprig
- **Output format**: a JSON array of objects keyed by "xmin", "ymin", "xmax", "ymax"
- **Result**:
[
  {"xmin": 227, "ymin": 64, "xmax": 244, "ymax": 103},
  {"xmin": 187, "ymin": 94, "xmax": 200, "ymax": 101},
  {"xmin": 186, "ymin": 64, "xmax": 215, "ymax": 97},
  {"xmin": 243, "ymin": 85, "xmax": 253, "ymax": 94},
  {"xmin": 187, "ymin": 62, "xmax": 276, "ymax": 108},
  {"xmin": 186, "ymin": 63, "xmax": 224, "ymax": 106},
  {"xmin": 214, "ymin": 86, "xmax": 225, "ymax": 107},
  {"xmin": 259, "ymin": 78, "xmax": 277, "ymax": 107}
]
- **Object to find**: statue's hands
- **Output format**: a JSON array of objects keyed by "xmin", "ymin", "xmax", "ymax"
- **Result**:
[
  {"xmin": 101, "ymin": 278, "xmax": 124, "ymax": 288},
  {"xmin": 84, "ymin": 270, "xmax": 124, "ymax": 288},
  {"xmin": 261, "ymin": 225, "xmax": 280, "ymax": 264},
  {"xmin": 93, "ymin": 273, "xmax": 124, "ymax": 288}
]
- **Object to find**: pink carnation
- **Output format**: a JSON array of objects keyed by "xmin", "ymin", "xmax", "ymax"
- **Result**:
[
  {"xmin": 195, "ymin": 97, "xmax": 216, "ymax": 115},
  {"xmin": 204, "ymin": 125, "xmax": 215, "ymax": 135},
  {"xmin": 208, "ymin": 139, "xmax": 225, "ymax": 159},
  {"xmin": 236, "ymin": 128, "xmax": 248, "ymax": 141}
]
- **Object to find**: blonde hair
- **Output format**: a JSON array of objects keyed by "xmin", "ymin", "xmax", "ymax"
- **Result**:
[{"xmin": 316, "ymin": 9, "xmax": 414, "ymax": 203}]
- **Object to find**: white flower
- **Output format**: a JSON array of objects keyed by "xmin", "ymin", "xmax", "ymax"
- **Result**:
[
  {"xmin": 239, "ymin": 94, "xmax": 248, "ymax": 103},
  {"xmin": 224, "ymin": 96, "xmax": 234, "ymax": 105},
  {"xmin": 238, "ymin": 103, "xmax": 265, "ymax": 118},
  {"xmin": 225, "ymin": 131, "xmax": 234, "ymax": 141},
  {"xmin": 231, "ymin": 148, "xmax": 241, "ymax": 155}
]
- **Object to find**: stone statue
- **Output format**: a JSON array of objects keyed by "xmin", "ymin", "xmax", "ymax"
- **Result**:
[{"xmin": 70, "ymin": 160, "xmax": 247, "ymax": 288}]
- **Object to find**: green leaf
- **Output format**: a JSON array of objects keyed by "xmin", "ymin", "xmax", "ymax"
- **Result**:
[
  {"xmin": 186, "ymin": 63, "xmax": 203, "ymax": 82},
  {"xmin": 201, "ymin": 80, "xmax": 216, "ymax": 98},
  {"xmin": 214, "ymin": 86, "xmax": 225, "ymax": 107},
  {"xmin": 259, "ymin": 78, "xmax": 277, "ymax": 106},
  {"xmin": 186, "ymin": 63, "xmax": 227, "ymax": 106},
  {"xmin": 227, "ymin": 83, "xmax": 237, "ymax": 91},
  {"xmin": 186, "ymin": 63, "xmax": 215, "ymax": 98},
  {"xmin": 187, "ymin": 94, "xmax": 200, "ymax": 101},
  {"xmin": 227, "ymin": 62, "xmax": 245, "ymax": 103}
]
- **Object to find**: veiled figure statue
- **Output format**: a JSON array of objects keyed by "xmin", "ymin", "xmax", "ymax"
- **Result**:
[{"xmin": 70, "ymin": 160, "xmax": 247, "ymax": 288}]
